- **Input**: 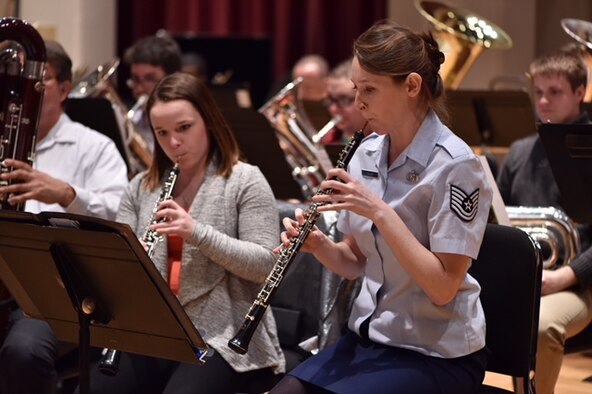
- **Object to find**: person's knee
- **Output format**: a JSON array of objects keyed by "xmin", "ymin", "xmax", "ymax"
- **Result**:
[
  {"xmin": 0, "ymin": 334, "xmax": 56, "ymax": 373},
  {"xmin": 538, "ymin": 320, "xmax": 566, "ymax": 351}
]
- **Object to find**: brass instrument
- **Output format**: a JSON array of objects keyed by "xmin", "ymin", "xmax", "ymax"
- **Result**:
[
  {"xmin": 561, "ymin": 18, "xmax": 592, "ymax": 102},
  {"xmin": 415, "ymin": 0, "xmax": 513, "ymax": 89},
  {"xmin": 229, "ymin": 130, "xmax": 365, "ymax": 355},
  {"xmin": 99, "ymin": 163, "xmax": 179, "ymax": 375},
  {"xmin": 0, "ymin": 17, "xmax": 46, "ymax": 210},
  {"xmin": 506, "ymin": 206, "xmax": 580, "ymax": 269},
  {"xmin": 312, "ymin": 115, "xmax": 342, "ymax": 144},
  {"xmin": 69, "ymin": 58, "xmax": 152, "ymax": 176},
  {"xmin": 259, "ymin": 77, "xmax": 337, "ymax": 199}
]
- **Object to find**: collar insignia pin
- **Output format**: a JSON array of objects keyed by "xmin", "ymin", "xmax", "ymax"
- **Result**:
[{"xmin": 406, "ymin": 171, "xmax": 419, "ymax": 183}]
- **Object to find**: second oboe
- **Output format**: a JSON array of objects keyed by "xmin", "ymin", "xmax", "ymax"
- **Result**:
[
  {"xmin": 99, "ymin": 163, "xmax": 179, "ymax": 375},
  {"xmin": 228, "ymin": 130, "xmax": 365, "ymax": 355}
]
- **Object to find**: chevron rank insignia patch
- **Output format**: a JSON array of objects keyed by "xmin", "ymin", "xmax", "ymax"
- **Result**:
[{"xmin": 450, "ymin": 185, "xmax": 479, "ymax": 222}]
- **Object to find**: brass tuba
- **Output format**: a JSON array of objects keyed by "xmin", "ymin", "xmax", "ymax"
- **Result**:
[
  {"xmin": 506, "ymin": 206, "xmax": 581, "ymax": 269},
  {"xmin": 415, "ymin": 0, "xmax": 513, "ymax": 89},
  {"xmin": 259, "ymin": 77, "xmax": 337, "ymax": 199},
  {"xmin": 69, "ymin": 58, "xmax": 152, "ymax": 177},
  {"xmin": 561, "ymin": 18, "xmax": 592, "ymax": 102}
]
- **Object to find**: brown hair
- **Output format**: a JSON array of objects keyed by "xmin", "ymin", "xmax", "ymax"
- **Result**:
[
  {"xmin": 353, "ymin": 21, "xmax": 448, "ymax": 122},
  {"xmin": 143, "ymin": 72, "xmax": 240, "ymax": 190},
  {"xmin": 530, "ymin": 50, "xmax": 587, "ymax": 92},
  {"xmin": 123, "ymin": 35, "xmax": 182, "ymax": 75}
]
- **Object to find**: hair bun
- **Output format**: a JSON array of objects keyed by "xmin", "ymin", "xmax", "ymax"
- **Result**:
[
  {"xmin": 437, "ymin": 51, "xmax": 445, "ymax": 65},
  {"xmin": 425, "ymin": 40, "xmax": 445, "ymax": 69}
]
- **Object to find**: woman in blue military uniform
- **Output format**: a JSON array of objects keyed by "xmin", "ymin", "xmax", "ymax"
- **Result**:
[{"xmin": 272, "ymin": 21, "xmax": 493, "ymax": 394}]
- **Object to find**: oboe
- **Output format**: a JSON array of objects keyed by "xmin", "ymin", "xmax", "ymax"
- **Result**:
[
  {"xmin": 99, "ymin": 163, "xmax": 179, "ymax": 375},
  {"xmin": 228, "ymin": 130, "xmax": 364, "ymax": 355},
  {"xmin": 141, "ymin": 163, "xmax": 180, "ymax": 257}
]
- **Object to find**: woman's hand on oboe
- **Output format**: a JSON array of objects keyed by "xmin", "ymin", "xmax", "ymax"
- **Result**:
[
  {"xmin": 276, "ymin": 207, "xmax": 326, "ymax": 254},
  {"xmin": 151, "ymin": 199, "xmax": 196, "ymax": 240},
  {"xmin": 314, "ymin": 168, "xmax": 386, "ymax": 221}
]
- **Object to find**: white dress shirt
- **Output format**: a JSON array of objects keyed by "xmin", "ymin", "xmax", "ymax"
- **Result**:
[{"xmin": 25, "ymin": 113, "xmax": 128, "ymax": 220}]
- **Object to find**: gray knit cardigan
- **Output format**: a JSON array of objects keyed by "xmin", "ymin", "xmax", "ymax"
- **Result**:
[{"xmin": 117, "ymin": 161, "xmax": 286, "ymax": 374}]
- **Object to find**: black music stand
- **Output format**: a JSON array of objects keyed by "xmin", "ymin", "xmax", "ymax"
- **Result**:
[
  {"xmin": 302, "ymin": 100, "xmax": 331, "ymax": 131},
  {"xmin": 447, "ymin": 89, "xmax": 537, "ymax": 146},
  {"xmin": 65, "ymin": 97, "xmax": 131, "ymax": 172},
  {"xmin": 221, "ymin": 106, "xmax": 304, "ymax": 200},
  {"xmin": 0, "ymin": 211, "xmax": 210, "ymax": 394},
  {"xmin": 538, "ymin": 123, "xmax": 592, "ymax": 223},
  {"xmin": 174, "ymin": 34, "xmax": 273, "ymax": 109}
]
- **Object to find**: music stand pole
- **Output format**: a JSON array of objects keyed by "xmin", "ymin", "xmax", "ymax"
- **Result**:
[{"xmin": 50, "ymin": 242, "xmax": 111, "ymax": 394}]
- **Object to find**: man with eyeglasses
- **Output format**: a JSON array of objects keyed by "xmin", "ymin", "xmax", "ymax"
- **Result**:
[
  {"xmin": 321, "ymin": 58, "xmax": 368, "ymax": 144},
  {"xmin": 123, "ymin": 34, "xmax": 182, "ymax": 153}
]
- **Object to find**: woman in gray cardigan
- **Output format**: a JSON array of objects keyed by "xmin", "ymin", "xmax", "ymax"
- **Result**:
[{"xmin": 86, "ymin": 72, "xmax": 285, "ymax": 393}]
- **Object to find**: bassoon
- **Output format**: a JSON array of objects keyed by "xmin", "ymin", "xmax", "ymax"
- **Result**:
[
  {"xmin": 0, "ymin": 17, "xmax": 46, "ymax": 210},
  {"xmin": 0, "ymin": 17, "xmax": 46, "ymax": 343}
]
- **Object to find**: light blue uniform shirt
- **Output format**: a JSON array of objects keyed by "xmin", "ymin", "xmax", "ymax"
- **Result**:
[{"xmin": 338, "ymin": 111, "xmax": 493, "ymax": 358}]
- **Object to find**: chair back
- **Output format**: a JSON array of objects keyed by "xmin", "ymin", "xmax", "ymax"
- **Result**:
[{"xmin": 469, "ymin": 224, "xmax": 542, "ymax": 393}]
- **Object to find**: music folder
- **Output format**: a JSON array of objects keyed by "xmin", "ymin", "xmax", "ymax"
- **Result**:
[
  {"xmin": 0, "ymin": 211, "xmax": 210, "ymax": 382},
  {"xmin": 538, "ymin": 123, "xmax": 592, "ymax": 223}
]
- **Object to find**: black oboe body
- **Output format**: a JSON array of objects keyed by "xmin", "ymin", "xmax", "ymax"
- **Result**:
[
  {"xmin": 228, "ymin": 130, "xmax": 364, "ymax": 355},
  {"xmin": 98, "ymin": 164, "xmax": 179, "ymax": 375}
]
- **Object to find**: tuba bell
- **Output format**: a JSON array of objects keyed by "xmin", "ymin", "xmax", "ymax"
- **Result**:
[
  {"xmin": 506, "ymin": 206, "xmax": 581, "ymax": 269},
  {"xmin": 69, "ymin": 58, "xmax": 152, "ymax": 177},
  {"xmin": 415, "ymin": 0, "xmax": 513, "ymax": 89},
  {"xmin": 561, "ymin": 18, "xmax": 592, "ymax": 103},
  {"xmin": 259, "ymin": 77, "xmax": 338, "ymax": 199}
]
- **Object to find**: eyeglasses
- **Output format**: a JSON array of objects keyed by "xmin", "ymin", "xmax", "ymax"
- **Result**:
[
  {"xmin": 323, "ymin": 95, "xmax": 355, "ymax": 108},
  {"xmin": 126, "ymin": 74, "xmax": 160, "ymax": 89}
]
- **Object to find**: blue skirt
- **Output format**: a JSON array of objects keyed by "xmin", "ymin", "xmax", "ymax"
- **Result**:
[{"xmin": 289, "ymin": 331, "xmax": 487, "ymax": 394}]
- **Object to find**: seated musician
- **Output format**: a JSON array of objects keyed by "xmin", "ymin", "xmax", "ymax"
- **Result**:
[
  {"xmin": 123, "ymin": 34, "xmax": 182, "ymax": 153},
  {"xmin": 81, "ymin": 72, "xmax": 285, "ymax": 393},
  {"xmin": 496, "ymin": 50, "xmax": 592, "ymax": 394},
  {"xmin": 0, "ymin": 40, "xmax": 128, "ymax": 394},
  {"xmin": 321, "ymin": 58, "xmax": 369, "ymax": 144},
  {"xmin": 273, "ymin": 21, "xmax": 493, "ymax": 394},
  {"xmin": 292, "ymin": 54, "xmax": 329, "ymax": 101}
]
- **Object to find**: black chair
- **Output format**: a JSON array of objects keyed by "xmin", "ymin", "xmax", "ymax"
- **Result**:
[{"xmin": 469, "ymin": 224, "xmax": 543, "ymax": 394}]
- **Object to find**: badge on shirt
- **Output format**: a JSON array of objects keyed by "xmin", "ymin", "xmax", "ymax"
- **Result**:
[
  {"xmin": 361, "ymin": 169, "xmax": 379, "ymax": 178},
  {"xmin": 450, "ymin": 184, "xmax": 479, "ymax": 222}
]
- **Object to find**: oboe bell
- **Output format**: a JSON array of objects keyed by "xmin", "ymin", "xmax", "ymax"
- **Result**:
[{"xmin": 98, "ymin": 348, "xmax": 120, "ymax": 376}]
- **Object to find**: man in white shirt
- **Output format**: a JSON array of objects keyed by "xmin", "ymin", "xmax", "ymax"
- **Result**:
[{"xmin": 0, "ymin": 40, "xmax": 128, "ymax": 394}]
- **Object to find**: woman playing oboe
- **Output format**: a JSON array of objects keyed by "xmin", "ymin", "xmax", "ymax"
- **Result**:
[
  {"xmin": 83, "ymin": 72, "xmax": 284, "ymax": 393},
  {"xmin": 271, "ymin": 21, "xmax": 493, "ymax": 394}
]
